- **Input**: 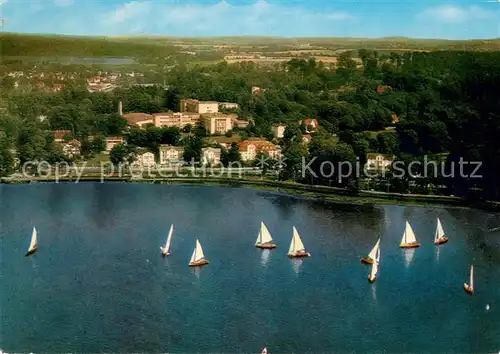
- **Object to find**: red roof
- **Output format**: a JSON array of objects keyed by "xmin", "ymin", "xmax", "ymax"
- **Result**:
[
  {"xmin": 299, "ymin": 119, "xmax": 319, "ymax": 128},
  {"xmin": 238, "ymin": 139, "xmax": 279, "ymax": 152},
  {"xmin": 122, "ymin": 113, "xmax": 154, "ymax": 125},
  {"xmin": 53, "ymin": 130, "xmax": 72, "ymax": 140}
]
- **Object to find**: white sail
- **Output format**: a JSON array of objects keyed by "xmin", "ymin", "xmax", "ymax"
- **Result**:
[
  {"xmin": 470, "ymin": 265, "xmax": 474, "ymax": 289},
  {"xmin": 401, "ymin": 221, "xmax": 417, "ymax": 244},
  {"xmin": 375, "ymin": 246, "xmax": 381, "ymax": 263},
  {"xmin": 434, "ymin": 218, "xmax": 445, "ymax": 242},
  {"xmin": 288, "ymin": 226, "xmax": 305, "ymax": 255},
  {"xmin": 370, "ymin": 260, "xmax": 378, "ymax": 279},
  {"xmin": 164, "ymin": 224, "xmax": 174, "ymax": 253},
  {"xmin": 189, "ymin": 239, "xmax": 205, "ymax": 264},
  {"xmin": 256, "ymin": 222, "xmax": 273, "ymax": 245},
  {"xmin": 368, "ymin": 238, "xmax": 380, "ymax": 260},
  {"xmin": 28, "ymin": 227, "xmax": 37, "ymax": 252}
]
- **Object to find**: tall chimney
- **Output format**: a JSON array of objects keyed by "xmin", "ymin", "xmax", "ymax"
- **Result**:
[{"xmin": 118, "ymin": 101, "xmax": 123, "ymax": 116}]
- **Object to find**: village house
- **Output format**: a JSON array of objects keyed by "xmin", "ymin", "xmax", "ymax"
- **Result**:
[
  {"xmin": 122, "ymin": 113, "xmax": 154, "ymax": 128},
  {"xmin": 252, "ymin": 86, "xmax": 265, "ymax": 95},
  {"xmin": 153, "ymin": 112, "xmax": 200, "ymax": 128},
  {"xmin": 298, "ymin": 119, "xmax": 319, "ymax": 133},
  {"xmin": 202, "ymin": 114, "xmax": 234, "ymax": 135},
  {"xmin": 238, "ymin": 139, "xmax": 282, "ymax": 162},
  {"xmin": 159, "ymin": 145, "xmax": 185, "ymax": 165},
  {"xmin": 201, "ymin": 147, "xmax": 221, "ymax": 166},
  {"xmin": 271, "ymin": 124, "xmax": 287, "ymax": 139},
  {"xmin": 62, "ymin": 139, "xmax": 82, "ymax": 159},
  {"xmin": 105, "ymin": 136, "xmax": 124, "ymax": 152},
  {"xmin": 53, "ymin": 130, "xmax": 72, "ymax": 144},
  {"xmin": 180, "ymin": 99, "xmax": 219, "ymax": 114},
  {"xmin": 376, "ymin": 85, "xmax": 391, "ymax": 93},
  {"xmin": 219, "ymin": 102, "xmax": 240, "ymax": 110},
  {"xmin": 365, "ymin": 153, "xmax": 395, "ymax": 171},
  {"xmin": 302, "ymin": 134, "xmax": 312, "ymax": 144},
  {"xmin": 134, "ymin": 150, "xmax": 156, "ymax": 167}
]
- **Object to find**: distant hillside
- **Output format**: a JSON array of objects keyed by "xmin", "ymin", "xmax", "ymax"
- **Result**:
[{"xmin": 1, "ymin": 33, "xmax": 499, "ymax": 63}]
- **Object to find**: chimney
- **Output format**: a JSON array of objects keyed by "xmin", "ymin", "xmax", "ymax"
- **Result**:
[{"xmin": 118, "ymin": 101, "xmax": 123, "ymax": 116}]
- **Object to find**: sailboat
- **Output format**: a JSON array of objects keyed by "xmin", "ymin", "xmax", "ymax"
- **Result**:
[
  {"xmin": 25, "ymin": 227, "xmax": 38, "ymax": 256},
  {"xmin": 188, "ymin": 239, "xmax": 209, "ymax": 267},
  {"xmin": 361, "ymin": 238, "xmax": 380, "ymax": 264},
  {"xmin": 261, "ymin": 348, "xmax": 268, "ymax": 354},
  {"xmin": 255, "ymin": 222, "xmax": 276, "ymax": 249},
  {"xmin": 434, "ymin": 218, "xmax": 449, "ymax": 245},
  {"xmin": 400, "ymin": 221, "xmax": 421, "ymax": 248},
  {"xmin": 288, "ymin": 226, "xmax": 311, "ymax": 258},
  {"xmin": 368, "ymin": 246, "xmax": 380, "ymax": 283},
  {"xmin": 160, "ymin": 224, "xmax": 174, "ymax": 257},
  {"xmin": 463, "ymin": 264, "xmax": 474, "ymax": 294}
]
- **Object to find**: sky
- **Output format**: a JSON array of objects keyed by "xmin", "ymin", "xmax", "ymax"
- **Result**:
[{"xmin": 0, "ymin": 0, "xmax": 499, "ymax": 39}]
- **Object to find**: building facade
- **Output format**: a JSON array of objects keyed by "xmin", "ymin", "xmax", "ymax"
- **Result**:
[
  {"xmin": 135, "ymin": 151, "xmax": 156, "ymax": 167},
  {"xmin": 180, "ymin": 99, "xmax": 219, "ymax": 114},
  {"xmin": 271, "ymin": 124, "xmax": 287, "ymax": 139},
  {"xmin": 159, "ymin": 145, "xmax": 185, "ymax": 165},
  {"xmin": 153, "ymin": 112, "xmax": 200, "ymax": 128},
  {"xmin": 202, "ymin": 114, "xmax": 234, "ymax": 135},
  {"xmin": 238, "ymin": 139, "xmax": 282, "ymax": 162},
  {"xmin": 219, "ymin": 102, "xmax": 240, "ymax": 110},
  {"xmin": 201, "ymin": 147, "xmax": 221, "ymax": 166},
  {"xmin": 122, "ymin": 113, "xmax": 154, "ymax": 128},
  {"xmin": 62, "ymin": 139, "xmax": 82, "ymax": 159},
  {"xmin": 365, "ymin": 153, "xmax": 394, "ymax": 171}
]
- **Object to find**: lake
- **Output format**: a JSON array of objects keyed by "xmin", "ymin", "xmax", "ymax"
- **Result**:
[{"xmin": 1, "ymin": 183, "xmax": 499, "ymax": 353}]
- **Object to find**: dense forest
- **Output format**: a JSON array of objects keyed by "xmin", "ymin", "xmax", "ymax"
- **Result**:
[{"xmin": 0, "ymin": 48, "xmax": 499, "ymax": 200}]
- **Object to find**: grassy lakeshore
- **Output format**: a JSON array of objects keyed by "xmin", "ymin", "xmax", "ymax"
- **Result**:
[{"xmin": 3, "ymin": 175, "xmax": 499, "ymax": 211}]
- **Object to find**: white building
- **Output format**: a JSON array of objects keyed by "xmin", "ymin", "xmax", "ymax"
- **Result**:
[
  {"xmin": 136, "ymin": 151, "xmax": 156, "ymax": 167},
  {"xmin": 201, "ymin": 147, "xmax": 221, "ymax": 166},
  {"xmin": 271, "ymin": 124, "xmax": 287, "ymax": 139},
  {"xmin": 365, "ymin": 153, "xmax": 394, "ymax": 171},
  {"xmin": 219, "ymin": 102, "xmax": 240, "ymax": 110},
  {"xmin": 159, "ymin": 145, "xmax": 185, "ymax": 165}
]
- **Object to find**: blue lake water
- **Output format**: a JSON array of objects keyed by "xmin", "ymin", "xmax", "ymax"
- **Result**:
[{"xmin": 1, "ymin": 183, "xmax": 499, "ymax": 353}]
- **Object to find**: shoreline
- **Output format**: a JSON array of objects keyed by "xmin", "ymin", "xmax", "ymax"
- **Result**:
[{"xmin": 2, "ymin": 175, "xmax": 499, "ymax": 211}]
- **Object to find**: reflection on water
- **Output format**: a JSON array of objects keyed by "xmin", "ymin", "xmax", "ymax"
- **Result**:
[
  {"xmin": 371, "ymin": 282, "xmax": 377, "ymax": 303},
  {"xmin": 260, "ymin": 249, "xmax": 271, "ymax": 267},
  {"xmin": 290, "ymin": 259, "xmax": 303, "ymax": 275},
  {"xmin": 29, "ymin": 255, "xmax": 38, "ymax": 270},
  {"xmin": 404, "ymin": 248, "xmax": 416, "ymax": 268},
  {"xmin": 436, "ymin": 246, "xmax": 440, "ymax": 264},
  {"xmin": 192, "ymin": 266, "xmax": 202, "ymax": 279}
]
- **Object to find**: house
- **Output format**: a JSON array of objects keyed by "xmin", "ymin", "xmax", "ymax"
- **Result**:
[
  {"xmin": 159, "ymin": 145, "xmax": 184, "ymax": 165},
  {"xmin": 252, "ymin": 86, "xmax": 265, "ymax": 95},
  {"xmin": 135, "ymin": 151, "xmax": 156, "ymax": 167},
  {"xmin": 231, "ymin": 116, "xmax": 250, "ymax": 129},
  {"xmin": 122, "ymin": 113, "xmax": 154, "ymax": 128},
  {"xmin": 53, "ymin": 130, "xmax": 72, "ymax": 143},
  {"xmin": 219, "ymin": 102, "xmax": 240, "ymax": 110},
  {"xmin": 365, "ymin": 153, "xmax": 394, "ymax": 171},
  {"xmin": 62, "ymin": 139, "xmax": 81, "ymax": 159},
  {"xmin": 271, "ymin": 124, "xmax": 287, "ymax": 139},
  {"xmin": 391, "ymin": 113, "xmax": 400, "ymax": 124},
  {"xmin": 153, "ymin": 112, "xmax": 200, "ymax": 128},
  {"xmin": 105, "ymin": 136, "xmax": 124, "ymax": 152},
  {"xmin": 238, "ymin": 139, "xmax": 282, "ymax": 162},
  {"xmin": 202, "ymin": 113, "xmax": 234, "ymax": 135},
  {"xmin": 298, "ymin": 119, "xmax": 319, "ymax": 133},
  {"xmin": 302, "ymin": 134, "xmax": 312, "ymax": 144},
  {"xmin": 201, "ymin": 147, "xmax": 221, "ymax": 166},
  {"xmin": 180, "ymin": 99, "xmax": 219, "ymax": 114}
]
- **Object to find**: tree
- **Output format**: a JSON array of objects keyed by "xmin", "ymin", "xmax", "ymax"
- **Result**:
[
  {"xmin": 221, "ymin": 142, "xmax": 241, "ymax": 166},
  {"xmin": 183, "ymin": 136, "xmax": 203, "ymax": 163},
  {"xmin": 110, "ymin": 143, "xmax": 131, "ymax": 166}
]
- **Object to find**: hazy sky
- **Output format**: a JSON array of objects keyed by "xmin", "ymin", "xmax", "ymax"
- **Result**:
[{"xmin": 1, "ymin": 0, "xmax": 499, "ymax": 39}]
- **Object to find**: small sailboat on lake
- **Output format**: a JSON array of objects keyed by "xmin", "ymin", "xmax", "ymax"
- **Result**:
[
  {"xmin": 261, "ymin": 347, "xmax": 268, "ymax": 354},
  {"xmin": 361, "ymin": 238, "xmax": 380, "ymax": 264},
  {"xmin": 288, "ymin": 226, "xmax": 311, "ymax": 258},
  {"xmin": 188, "ymin": 239, "xmax": 209, "ymax": 267},
  {"xmin": 400, "ymin": 221, "xmax": 421, "ymax": 248},
  {"xmin": 463, "ymin": 264, "xmax": 474, "ymax": 295},
  {"xmin": 255, "ymin": 222, "xmax": 276, "ymax": 249},
  {"xmin": 368, "ymin": 246, "xmax": 380, "ymax": 283},
  {"xmin": 25, "ymin": 227, "xmax": 38, "ymax": 256},
  {"xmin": 434, "ymin": 218, "xmax": 449, "ymax": 245},
  {"xmin": 160, "ymin": 224, "xmax": 174, "ymax": 257}
]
